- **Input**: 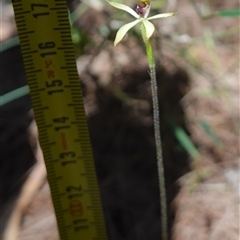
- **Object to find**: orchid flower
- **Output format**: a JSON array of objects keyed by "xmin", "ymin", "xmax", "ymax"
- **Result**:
[
  {"xmin": 107, "ymin": 0, "xmax": 175, "ymax": 46},
  {"xmin": 107, "ymin": 2, "xmax": 176, "ymax": 240}
]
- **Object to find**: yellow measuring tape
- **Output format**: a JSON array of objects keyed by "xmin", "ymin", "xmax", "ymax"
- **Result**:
[{"xmin": 12, "ymin": 0, "xmax": 107, "ymax": 239}]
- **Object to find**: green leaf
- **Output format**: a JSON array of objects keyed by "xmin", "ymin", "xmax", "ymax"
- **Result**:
[
  {"xmin": 218, "ymin": 9, "xmax": 240, "ymax": 17},
  {"xmin": 200, "ymin": 120, "xmax": 222, "ymax": 148}
]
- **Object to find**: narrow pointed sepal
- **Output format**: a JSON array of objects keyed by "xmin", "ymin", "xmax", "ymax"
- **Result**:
[
  {"xmin": 147, "ymin": 12, "xmax": 176, "ymax": 20},
  {"xmin": 107, "ymin": 1, "xmax": 140, "ymax": 19},
  {"xmin": 114, "ymin": 19, "xmax": 141, "ymax": 46},
  {"xmin": 142, "ymin": 19, "xmax": 155, "ymax": 39}
]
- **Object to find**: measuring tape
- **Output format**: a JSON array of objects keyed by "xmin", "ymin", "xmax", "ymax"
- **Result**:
[{"xmin": 12, "ymin": 0, "xmax": 107, "ymax": 239}]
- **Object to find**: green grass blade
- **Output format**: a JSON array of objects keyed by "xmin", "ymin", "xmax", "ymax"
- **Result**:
[
  {"xmin": 0, "ymin": 36, "xmax": 20, "ymax": 52},
  {"xmin": 200, "ymin": 120, "xmax": 222, "ymax": 148},
  {"xmin": 170, "ymin": 122, "xmax": 200, "ymax": 159},
  {"xmin": 0, "ymin": 85, "xmax": 30, "ymax": 106},
  {"xmin": 218, "ymin": 9, "xmax": 240, "ymax": 17},
  {"xmin": 174, "ymin": 127, "xmax": 199, "ymax": 158}
]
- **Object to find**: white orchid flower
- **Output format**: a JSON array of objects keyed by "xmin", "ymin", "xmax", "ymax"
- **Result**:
[{"xmin": 107, "ymin": 0, "xmax": 176, "ymax": 46}]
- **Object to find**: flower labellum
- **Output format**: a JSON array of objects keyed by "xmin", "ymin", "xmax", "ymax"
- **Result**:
[
  {"xmin": 136, "ymin": 5, "xmax": 144, "ymax": 15},
  {"xmin": 136, "ymin": 1, "xmax": 150, "ymax": 18}
]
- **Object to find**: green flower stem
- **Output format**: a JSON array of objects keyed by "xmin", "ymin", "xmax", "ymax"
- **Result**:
[{"xmin": 141, "ymin": 22, "xmax": 168, "ymax": 240}]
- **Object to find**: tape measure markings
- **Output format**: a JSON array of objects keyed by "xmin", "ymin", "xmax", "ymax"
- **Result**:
[{"xmin": 13, "ymin": 0, "xmax": 107, "ymax": 239}]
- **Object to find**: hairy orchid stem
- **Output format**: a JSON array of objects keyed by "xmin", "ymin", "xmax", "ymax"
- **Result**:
[{"xmin": 141, "ymin": 22, "xmax": 168, "ymax": 240}]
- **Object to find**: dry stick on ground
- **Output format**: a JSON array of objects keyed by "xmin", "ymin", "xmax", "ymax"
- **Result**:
[{"xmin": 3, "ymin": 120, "xmax": 47, "ymax": 240}]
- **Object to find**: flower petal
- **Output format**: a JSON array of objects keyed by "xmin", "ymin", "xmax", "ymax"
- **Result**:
[
  {"xmin": 142, "ymin": 19, "xmax": 155, "ymax": 39},
  {"xmin": 107, "ymin": 1, "xmax": 140, "ymax": 19},
  {"xmin": 147, "ymin": 12, "xmax": 176, "ymax": 20},
  {"xmin": 114, "ymin": 19, "xmax": 141, "ymax": 46}
]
